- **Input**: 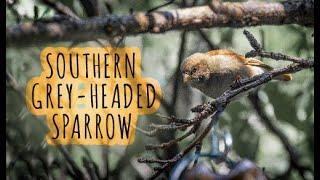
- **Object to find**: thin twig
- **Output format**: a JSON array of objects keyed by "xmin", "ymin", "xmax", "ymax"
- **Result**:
[
  {"xmin": 243, "ymin": 30, "xmax": 311, "ymax": 63},
  {"xmin": 150, "ymin": 109, "xmax": 224, "ymax": 179},
  {"xmin": 145, "ymin": 128, "xmax": 195, "ymax": 150}
]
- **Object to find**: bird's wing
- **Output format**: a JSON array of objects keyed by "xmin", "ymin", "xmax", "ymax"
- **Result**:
[
  {"xmin": 206, "ymin": 49, "xmax": 249, "ymax": 63},
  {"xmin": 206, "ymin": 49, "xmax": 292, "ymax": 81},
  {"xmin": 206, "ymin": 49, "xmax": 272, "ymax": 69},
  {"xmin": 244, "ymin": 58, "xmax": 273, "ymax": 71},
  {"xmin": 206, "ymin": 49, "xmax": 239, "ymax": 56}
]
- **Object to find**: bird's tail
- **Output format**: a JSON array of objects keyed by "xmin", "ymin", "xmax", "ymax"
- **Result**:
[
  {"xmin": 244, "ymin": 58, "xmax": 293, "ymax": 81},
  {"xmin": 274, "ymin": 73, "xmax": 293, "ymax": 81}
]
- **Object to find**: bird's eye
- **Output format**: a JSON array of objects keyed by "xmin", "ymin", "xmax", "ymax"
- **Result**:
[{"xmin": 191, "ymin": 67, "xmax": 197, "ymax": 74}]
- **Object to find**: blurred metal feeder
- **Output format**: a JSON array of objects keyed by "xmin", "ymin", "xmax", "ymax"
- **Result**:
[{"xmin": 169, "ymin": 116, "xmax": 234, "ymax": 180}]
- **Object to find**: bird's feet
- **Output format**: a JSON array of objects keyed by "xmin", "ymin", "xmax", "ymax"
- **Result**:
[{"xmin": 230, "ymin": 75, "xmax": 243, "ymax": 89}]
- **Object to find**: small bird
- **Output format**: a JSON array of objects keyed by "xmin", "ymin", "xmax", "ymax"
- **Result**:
[
  {"xmin": 181, "ymin": 49, "xmax": 292, "ymax": 137},
  {"xmin": 181, "ymin": 49, "xmax": 292, "ymax": 99}
]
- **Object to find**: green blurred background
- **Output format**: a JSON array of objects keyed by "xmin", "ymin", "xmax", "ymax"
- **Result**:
[{"xmin": 6, "ymin": 0, "xmax": 314, "ymax": 179}]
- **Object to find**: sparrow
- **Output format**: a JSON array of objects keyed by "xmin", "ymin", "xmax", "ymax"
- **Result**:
[
  {"xmin": 181, "ymin": 49, "xmax": 292, "ymax": 99},
  {"xmin": 181, "ymin": 49, "xmax": 292, "ymax": 138}
]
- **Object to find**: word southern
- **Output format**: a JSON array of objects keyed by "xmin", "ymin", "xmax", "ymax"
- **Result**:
[{"xmin": 45, "ymin": 52, "xmax": 136, "ymax": 79}]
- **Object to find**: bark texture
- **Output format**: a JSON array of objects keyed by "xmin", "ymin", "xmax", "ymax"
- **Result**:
[{"xmin": 6, "ymin": 0, "xmax": 313, "ymax": 47}]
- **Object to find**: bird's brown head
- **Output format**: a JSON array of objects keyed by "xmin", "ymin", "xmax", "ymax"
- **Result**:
[{"xmin": 181, "ymin": 53, "xmax": 211, "ymax": 87}]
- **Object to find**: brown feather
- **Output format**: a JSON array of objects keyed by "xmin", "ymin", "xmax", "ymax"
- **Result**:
[
  {"xmin": 206, "ymin": 49, "xmax": 292, "ymax": 81},
  {"xmin": 244, "ymin": 58, "xmax": 273, "ymax": 71},
  {"xmin": 206, "ymin": 49, "xmax": 248, "ymax": 64}
]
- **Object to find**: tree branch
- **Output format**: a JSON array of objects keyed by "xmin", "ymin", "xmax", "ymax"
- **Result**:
[{"xmin": 6, "ymin": 0, "xmax": 313, "ymax": 47}]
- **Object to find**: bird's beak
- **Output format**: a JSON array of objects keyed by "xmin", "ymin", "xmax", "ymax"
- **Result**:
[{"xmin": 183, "ymin": 74, "xmax": 191, "ymax": 84}]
